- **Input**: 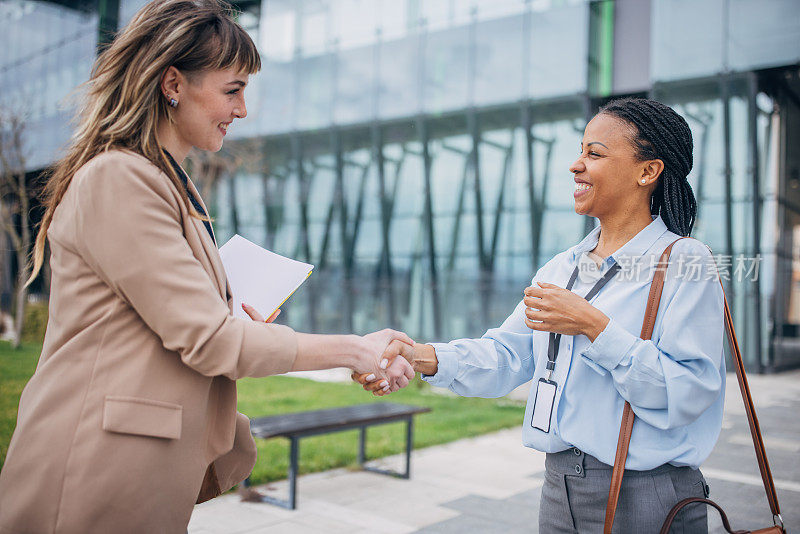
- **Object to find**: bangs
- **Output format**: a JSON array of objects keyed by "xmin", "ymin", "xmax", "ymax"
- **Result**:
[
  {"xmin": 211, "ymin": 17, "xmax": 261, "ymax": 74},
  {"xmin": 176, "ymin": 6, "xmax": 262, "ymax": 76}
]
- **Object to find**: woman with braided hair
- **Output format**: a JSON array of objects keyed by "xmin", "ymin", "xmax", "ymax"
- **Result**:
[{"xmin": 358, "ymin": 98, "xmax": 725, "ymax": 532}]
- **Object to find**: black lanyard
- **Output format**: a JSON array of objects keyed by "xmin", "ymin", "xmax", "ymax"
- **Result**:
[
  {"xmin": 164, "ymin": 150, "xmax": 216, "ymax": 245},
  {"xmin": 544, "ymin": 261, "xmax": 621, "ymax": 380}
]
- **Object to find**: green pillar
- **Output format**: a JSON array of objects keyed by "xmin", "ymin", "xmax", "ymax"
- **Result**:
[
  {"xmin": 97, "ymin": 0, "xmax": 120, "ymax": 53},
  {"xmin": 588, "ymin": 0, "xmax": 614, "ymax": 98}
]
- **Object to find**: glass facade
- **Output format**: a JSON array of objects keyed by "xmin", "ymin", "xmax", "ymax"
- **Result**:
[
  {"xmin": 0, "ymin": 1, "xmax": 97, "ymax": 169},
  {"xmin": 651, "ymin": 0, "xmax": 800, "ymax": 81},
  {"xmin": 651, "ymin": 78, "xmax": 774, "ymax": 370},
  {"xmin": 218, "ymin": 0, "xmax": 589, "ymax": 135},
  {"xmin": 3, "ymin": 0, "xmax": 800, "ymax": 372}
]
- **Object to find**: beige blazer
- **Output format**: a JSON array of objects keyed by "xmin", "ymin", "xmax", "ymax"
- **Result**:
[{"xmin": 0, "ymin": 150, "xmax": 297, "ymax": 533}]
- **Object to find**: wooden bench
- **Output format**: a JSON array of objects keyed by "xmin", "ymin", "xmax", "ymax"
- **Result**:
[{"xmin": 242, "ymin": 403, "xmax": 431, "ymax": 509}]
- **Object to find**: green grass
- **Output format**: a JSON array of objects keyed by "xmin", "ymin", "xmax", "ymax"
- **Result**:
[
  {"xmin": 0, "ymin": 342, "xmax": 42, "ymax": 470},
  {"xmin": 1, "ymin": 342, "xmax": 525, "ymax": 484}
]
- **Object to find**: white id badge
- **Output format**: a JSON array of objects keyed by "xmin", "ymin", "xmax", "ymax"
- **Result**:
[{"xmin": 531, "ymin": 378, "xmax": 557, "ymax": 432}]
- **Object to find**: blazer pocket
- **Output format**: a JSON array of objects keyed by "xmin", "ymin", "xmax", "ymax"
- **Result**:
[{"xmin": 102, "ymin": 396, "xmax": 182, "ymax": 440}]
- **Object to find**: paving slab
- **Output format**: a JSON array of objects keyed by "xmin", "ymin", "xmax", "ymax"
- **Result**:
[{"xmin": 189, "ymin": 370, "xmax": 800, "ymax": 533}]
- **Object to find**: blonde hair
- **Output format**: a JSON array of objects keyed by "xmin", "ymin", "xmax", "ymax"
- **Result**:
[{"xmin": 27, "ymin": 0, "xmax": 260, "ymax": 286}]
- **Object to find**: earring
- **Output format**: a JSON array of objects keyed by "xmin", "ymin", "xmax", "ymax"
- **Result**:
[
  {"xmin": 641, "ymin": 179, "xmax": 646, "ymax": 184},
  {"xmin": 168, "ymin": 97, "xmax": 178, "ymax": 108}
]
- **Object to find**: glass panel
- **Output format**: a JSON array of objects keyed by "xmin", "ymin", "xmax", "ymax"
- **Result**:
[
  {"xmin": 270, "ymin": 167, "xmax": 301, "ymax": 258},
  {"xmin": 538, "ymin": 209, "xmax": 585, "ymax": 261},
  {"xmin": 429, "ymin": 135, "xmax": 470, "ymax": 215},
  {"xmin": 305, "ymin": 155, "xmax": 339, "ymax": 264},
  {"xmin": 529, "ymin": 3, "xmax": 588, "ymax": 98},
  {"xmin": 5, "ymin": 2, "xmax": 98, "ymax": 170},
  {"xmin": 662, "ymin": 90, "xmax": 752, "ymax": 245},
  {"xmin": 650, "ymin": 0, "xmax": 724, "ymax": 82},
  {"xmin": 383, "ymin": 138, "xmax": 427, "ymax": 294},
  {"xmin": 335, "ymin": 44, "xmax": 377, "ymax": 124},
  {"xmin": 479, "ymin": 129, "xmax": 515, "ymax": 220},
  {"xmin": 495, "ymin": 129, "xmax": 533, "ymax": 265},
  {"xmin": 376, "ymin": 0, "xmax": 410, "ymax": 42},
  {"xmin": 474, "ymin": 15, "xmax": 525, "ymax": 106},
  {"xmin": 233, "ymin": 172, "xmax": 266, "ymax": 244},
  {"xmin": 376, "ymin": 36, "xmax": 420, "ymax": 120},
  {"xmin": 212, "ymin": 177, "xmax": 234, "ymax": 244},
  {"xmin": 299, "ymin": 2, "xmax": 330, "ymax": 56},
  {"xmin": 728, "ymin": 0, "xmax": 800, "ymax": 72},
  {"xmin": 257, "ymin": 59, "xmax": 295, "ymax": 135},
  {"xmin": 533, "ymin": 120, "xmax": 582, "ymax": 209},
  {"xmin": 296, "ymin": 54, "xmax": 334, "ymax": 130},
  {"xmin": 673, "ymin": 99, "xmax": 726, "ymax": 208},
  {"xmin": 259, "ymin": 5, "xmax": 295, "ymax": 61},
  {"xmin": 423, "ymin": 24, "xmax": 470, "ymax": 113},
  {"xmin": 330, "ymin": 0, "xmax": 380, "ymax": 50},
  {"xmin": 654, "ymin": 80, "xmax": 776, "ymax": 370},
  {"xmin": 472, "ymin": 0, "xmax": 528, "ymax": 22}
]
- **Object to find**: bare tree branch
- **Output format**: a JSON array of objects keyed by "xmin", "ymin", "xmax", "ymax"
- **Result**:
[{"xmin": 0, "ymin": 105, "xmax": 33, "ymax": 348}]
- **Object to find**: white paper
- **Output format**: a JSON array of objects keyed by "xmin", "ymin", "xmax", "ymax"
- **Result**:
[{"xmin": 219, "ymin": 234, "xmax": 314, "ymax": 320}]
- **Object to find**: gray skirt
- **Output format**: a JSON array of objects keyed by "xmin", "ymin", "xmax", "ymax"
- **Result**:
[{"xmin": 539, "ymin": 448, "xmax": 709, "ymax": 533}]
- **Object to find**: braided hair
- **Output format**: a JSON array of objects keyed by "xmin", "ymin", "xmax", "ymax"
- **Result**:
[{"xmin": 599, "ymin": 98, "xmax": 697, "ymax": 237}]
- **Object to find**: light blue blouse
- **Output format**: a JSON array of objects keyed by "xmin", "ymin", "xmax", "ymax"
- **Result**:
[{"xmin": 424, "ymin": 216, "xmax": 726, "ymax": 470}]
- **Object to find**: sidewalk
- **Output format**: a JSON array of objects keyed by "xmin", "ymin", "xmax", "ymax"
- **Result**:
[{"xmin": 189, "ymin": 371, "xmax": 800, "ymax": 533}]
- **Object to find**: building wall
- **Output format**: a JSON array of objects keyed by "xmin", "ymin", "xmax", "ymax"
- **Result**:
[
  {"xmin": 612, "ymin": 0, "xmax": 650, "ymax": 94},
  {"xmin": 0, "ymin": 1, "xmax": 97, "ymax": 170},
  {"xmin": 2, "ymin": 0, "xmax": 799, "ymax": 371}
]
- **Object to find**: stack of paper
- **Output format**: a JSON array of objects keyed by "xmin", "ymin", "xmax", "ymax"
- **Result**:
[{"xmin": 219, "ymin": 234, "xmax": 314, "ymax": 320}]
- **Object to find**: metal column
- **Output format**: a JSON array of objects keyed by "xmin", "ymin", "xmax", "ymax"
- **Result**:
[
  {"xmin": 748, "ymin": 72, "xmax": 764, "ymax": 372},
  {"xmin": 418, "ymin": 118, "xmax": 442, "ymax": 339}
]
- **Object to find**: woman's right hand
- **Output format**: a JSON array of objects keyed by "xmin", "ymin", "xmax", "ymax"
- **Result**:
[
  {"xmin": 353, "ymin": 341, "xmax": 438, "ymax": 395},
  {"xmin": 352, "ymin": 329, "xmax": 415, "ymax": 390},
  {"xmin": 352, "ymin": 354, "xmax": 415, "ymax": 396},
  {"xmin": 241, "ymin": 310, "xmax": 414, "ymax": 392}
]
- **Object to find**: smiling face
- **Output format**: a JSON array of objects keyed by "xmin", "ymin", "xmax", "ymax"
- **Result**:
[
  {"xmin": 165, "ymin": 67, "xmax": 249, "ymax": 154},
  {"xmin": 569, "ymin": 113, "xmax": 663, "ymax": 220}
]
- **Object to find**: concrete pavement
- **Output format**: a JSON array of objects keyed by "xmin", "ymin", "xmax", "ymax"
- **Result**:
[{"xmin": 188, "ymin": 370, "xmax": 800, "ymax": 533}]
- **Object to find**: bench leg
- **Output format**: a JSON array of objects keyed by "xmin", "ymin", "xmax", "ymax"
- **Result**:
[
  {"xmin": 288, "ymin": 436, "xmax": 299, "ymax": 509},
  {"xmin": 358, "ymin": 426, "xmax": 367, "ymax": 465},
  {"xmin": 243, "ymin": 437, "xmax": 299, "ymax": 510},
  {"xmin": 403, "ymin": 416, "xmax": 413, "ymax": 479},
  {"xmin": 361, "ymin": 416, "xmax": 413, "ymax": 480}
]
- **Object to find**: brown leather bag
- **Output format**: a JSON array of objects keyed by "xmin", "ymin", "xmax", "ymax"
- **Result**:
[{"xmin": 603, "ymin": 238, "xmax": 786, "ymax": 534}]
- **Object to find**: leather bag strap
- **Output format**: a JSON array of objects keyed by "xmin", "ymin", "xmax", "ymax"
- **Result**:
[
  {"xmin": 603, "ymin": 238, "xmax": 685, "ymax": 534},
  {"xmin": 659, "ymin": 497, "xmax": 783, "ymax": 534},
  {"xmin": 721, "ymin": 285, "xmax": 783, "ymax": 521},
  {"xmin": 604, "ymin": 237, "xmax": 785, "ymax": 534}
]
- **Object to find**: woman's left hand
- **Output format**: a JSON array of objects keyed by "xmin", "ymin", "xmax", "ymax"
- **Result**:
[
  {"xmin": 523, "ymin": 282, "xmax": 609, "ymax": 341},
  {"xmin": 241, "ymin": 303, "xmax": 281, "ymax": 323}
]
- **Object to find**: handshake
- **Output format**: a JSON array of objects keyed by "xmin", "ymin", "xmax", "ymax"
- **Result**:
[
  {"xmin": 241, "ymin": 303, "xmax": 436, "ymax": 395},
  {"xmin": 349, "ymin": 329, "xmax": 438, "ymax": 396}
]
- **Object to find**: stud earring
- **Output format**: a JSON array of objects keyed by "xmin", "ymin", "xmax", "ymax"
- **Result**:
[
  {"xmin": 641, "ymin": 179, "xmax": 647, "ymax": 184},
  {"xmin": 168, "ymin": 98, "xmax": 178, "ymax": 108}
]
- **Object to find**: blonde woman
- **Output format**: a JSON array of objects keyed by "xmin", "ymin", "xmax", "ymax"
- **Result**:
[{"xmin": 0, "ymin": 1, "xmax": 413, "ymax": 532}]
